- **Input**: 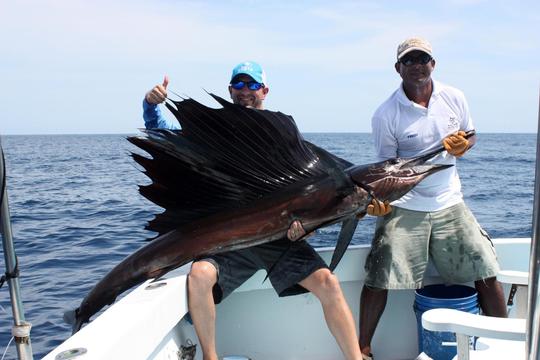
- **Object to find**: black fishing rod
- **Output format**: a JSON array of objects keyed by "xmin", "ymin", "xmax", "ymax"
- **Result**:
[{"xmin": 0, "ymin": 139, "xmax": 33, "ymax": 360}]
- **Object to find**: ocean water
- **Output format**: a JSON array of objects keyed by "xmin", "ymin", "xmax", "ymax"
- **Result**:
[{"xmin": 0, "ymin": 133, "xmax": 535, "ymax": 359}]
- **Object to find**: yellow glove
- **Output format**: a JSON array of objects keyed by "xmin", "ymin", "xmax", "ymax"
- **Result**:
[
  {"xmin": 366, "ymin": 199, "xmax": 392, "ymax": 217},
  {"xmin": 443, "ymin": 130, "xmax": 469, "ymax": 157}
]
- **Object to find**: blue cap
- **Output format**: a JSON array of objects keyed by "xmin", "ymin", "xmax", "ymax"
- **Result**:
[{"xmin": 230, "ymin": 61, "xmax": 267, "ymax": 85}]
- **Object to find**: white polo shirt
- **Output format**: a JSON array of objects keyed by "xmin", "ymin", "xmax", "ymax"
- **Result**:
[{"xmin": 371, "ymin": 80, "xmax": 474, "ymax": 212}]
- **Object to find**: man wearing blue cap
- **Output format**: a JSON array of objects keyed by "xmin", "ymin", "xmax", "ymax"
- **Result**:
[{"xmin": 142, "ymin": 61, "xmax": 364, "ymax": 360}]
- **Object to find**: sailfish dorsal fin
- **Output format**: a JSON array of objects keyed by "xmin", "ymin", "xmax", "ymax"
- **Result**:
[{"xmin": 128, "ymin": 94, "xmax": 349, "ymax": 238}]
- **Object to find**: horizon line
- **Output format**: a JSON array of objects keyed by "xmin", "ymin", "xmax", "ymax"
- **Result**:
[{"xmin": 1, "ymin": 131, "xmax": 537, "ymax": 136}]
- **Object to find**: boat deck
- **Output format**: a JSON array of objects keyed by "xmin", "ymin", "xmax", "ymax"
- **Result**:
[{"xmin": 44, "ymin": 238, "xmax": 531, "ymax": 360}]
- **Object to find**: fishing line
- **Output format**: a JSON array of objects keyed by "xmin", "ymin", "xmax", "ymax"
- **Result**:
[
  {"xmin": 0, "ymin": 336, "xmax": 13, "ymax": 360},
  {"xmin": 167, "ymin": 88, "xmax": 187, "ymax": 101},
  {"xmin": 164, "ymin": 89, "xmax": 189, "ymax": 112}
]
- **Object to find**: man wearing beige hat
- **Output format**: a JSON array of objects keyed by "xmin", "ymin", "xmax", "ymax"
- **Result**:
[{"xmin": 358, "ymin": 38, "xmax": 507, "ymax": 359}]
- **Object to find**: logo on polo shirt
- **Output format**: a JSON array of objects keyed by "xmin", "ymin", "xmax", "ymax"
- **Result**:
[{"xmin": 448, "ymin": 116, "xmax": 459, "ymax": 129}]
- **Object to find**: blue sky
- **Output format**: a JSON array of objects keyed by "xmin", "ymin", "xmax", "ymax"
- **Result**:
[{"xmin": 1, "ymin": 0, "xmax": 538, "ymax": 134}]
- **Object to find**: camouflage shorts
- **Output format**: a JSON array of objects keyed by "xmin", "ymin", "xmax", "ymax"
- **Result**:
[{"xmin": 364, "ymin": 202, "xmax": 500, "ymax": 289}]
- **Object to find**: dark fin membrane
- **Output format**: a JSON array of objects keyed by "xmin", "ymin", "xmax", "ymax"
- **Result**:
[
  {"xmin": 262, "ymin": 242, "xmax": 293, "ymax": 284},
  {"xmin": 128, "ymin": 94, "xmax": 343, "ymax": 238},
  {"xmin": 329, "ymin": 216, "xmax": 359, "ymax": 271},
  {"xmin": 303, "ymin": 141, "xmax": 354, "ymax": 196},
  {"xmin": 303, "ymin": 141, "xmax": 353, "ymax": 170}
]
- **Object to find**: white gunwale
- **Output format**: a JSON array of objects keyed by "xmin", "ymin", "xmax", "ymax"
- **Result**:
[{"xmin": 43, "ymin": 238, "xmax": 531, "ymax": 360}]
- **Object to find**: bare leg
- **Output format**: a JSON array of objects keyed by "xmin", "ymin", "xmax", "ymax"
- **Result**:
[
  {"xmin": 188, "ymin": 261, "xmax": 219, "ymax": 360},
  {"xmin": 300, "ymin": 268, "xmax": 362, "ymax": 360},
  {"xmin": 358, "ymin": 285, "xmax": 388, "ymax": 357},
  {"xmin": 475, "ymin": 277, "xmax": 507, "ymax": 317}
]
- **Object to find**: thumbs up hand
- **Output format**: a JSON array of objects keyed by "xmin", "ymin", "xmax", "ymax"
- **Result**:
[{"xmin": 145, "ymin": 76, "xmax": 169, "ymax": 105}]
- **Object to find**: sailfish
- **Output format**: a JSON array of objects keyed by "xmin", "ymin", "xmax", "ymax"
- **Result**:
[{"xmin": 68, "ymin": 94, "xmax": 463, "ymax": 332}]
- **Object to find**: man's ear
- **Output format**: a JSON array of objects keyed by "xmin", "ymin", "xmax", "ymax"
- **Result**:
[
  {"xmin": 228, "ymin": 85, "xmax": 233, "ymax": 98},
  {"xmin": 394, "ymin": 62, "xmax": 400, "ymax": 73}
]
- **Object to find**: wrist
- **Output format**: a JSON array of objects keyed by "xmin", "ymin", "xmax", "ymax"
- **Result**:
[{"xmin": 143, "ymin": 97, "xmax": 158, "ymax": 108}]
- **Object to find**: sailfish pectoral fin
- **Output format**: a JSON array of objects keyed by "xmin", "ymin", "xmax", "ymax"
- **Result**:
[
  {"xmin": 329, "ymin": 216, "xmax": 359, "ymax": 271},
  {"xmin": 261, "ymin": 242, "xmax": 292, "ymax": 284}
]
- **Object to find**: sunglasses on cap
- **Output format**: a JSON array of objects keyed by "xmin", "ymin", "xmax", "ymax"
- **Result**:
[
  {"xmin": 399, "ymin": 53, "xmax": 433, "ymax": 66},
  {"xmin": 230, "ymin": 81, "xmax": 264, "ymax": 91}
]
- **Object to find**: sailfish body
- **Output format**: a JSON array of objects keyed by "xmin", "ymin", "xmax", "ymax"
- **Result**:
[{"xmin": 68, "ymin": 94, "xmax": 452, "ymax": 331}]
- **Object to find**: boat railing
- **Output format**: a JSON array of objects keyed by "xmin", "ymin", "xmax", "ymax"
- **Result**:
[
  {"xmin": 526, "ymin": 92, "xmax": 540, "ymax": 359},
  {"xmin": 0, "ymin": 141, "xmax": 34, "ymax": 360}
]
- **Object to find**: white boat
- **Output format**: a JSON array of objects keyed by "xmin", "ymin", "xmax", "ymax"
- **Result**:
[
  {"xmin": 3, "ymin": 104, "xmax": 538, "ymax": 359},
  {"xmin": 42, "ymin": 237, "xmax": 530, "ymax": 360}
]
